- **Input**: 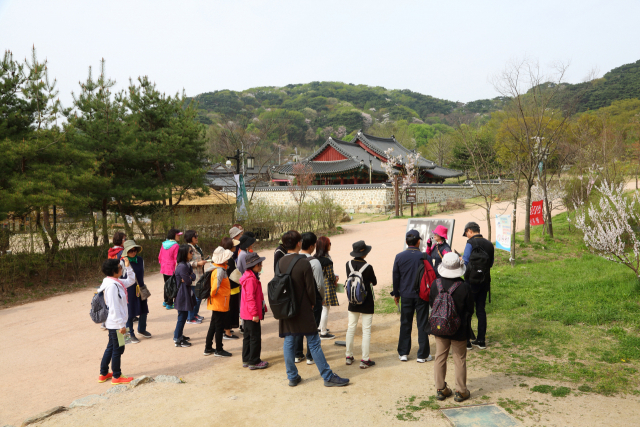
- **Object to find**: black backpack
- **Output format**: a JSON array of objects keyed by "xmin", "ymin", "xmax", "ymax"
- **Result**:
[
  {"xmin": 465, "ymin": 238, "xmax": 491, "ymax": 286},
  {"xmin": 164, "ymin": 274, "xmax": 178, "ymax": 300},
  {"xmin": 268, "ymin": 255, "xmax": 304, "ymax": 320},
  {"xmin": 194, "ymin": 269, "xmax": 214, "ymax": 300}
]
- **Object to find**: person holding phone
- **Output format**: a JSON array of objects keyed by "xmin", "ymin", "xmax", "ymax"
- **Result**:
[
  {"xmin": 425, "ymin": 225, "xmax": 451, "ymax": 278},
  {"xmin": 98, "ymin": 257, "xmax": 136, "ymax": 384},
  {"xmin": 185, "ymin": 230, "xmax": 208, "ymax": 324},
  {"xmin": 173, "ymin": 245, "xmax": 197, "ymax": 348}
]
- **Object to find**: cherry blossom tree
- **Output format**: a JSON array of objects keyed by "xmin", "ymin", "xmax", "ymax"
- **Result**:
[{"xmin": 571, "ymin": 180, "xmax": 640, "ymax": 284}]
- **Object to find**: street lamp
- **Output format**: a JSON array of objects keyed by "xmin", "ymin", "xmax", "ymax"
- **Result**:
[
  {"xmin": 247, "ymin": 156, "xmax": 255, "ymax": 170},
  {"xmin": 226, "ymin": 149, "xmax": 242, "ymax": 175}
]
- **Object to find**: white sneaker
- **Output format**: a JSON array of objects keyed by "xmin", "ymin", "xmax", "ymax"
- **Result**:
[
  {"xmin": 399, "ymin": 355, "xmax": 408, "ymax": 362},
  {"xmin": 294, "ymin": 357, "xmax": 303, "ymax": 363},
  {"xmin": 306, "ymin": 359, "xmax": 315, "ymax": 365},
  {"xmin": 417, "ymin": 355, "xmax": 433, "ymax": 363}
]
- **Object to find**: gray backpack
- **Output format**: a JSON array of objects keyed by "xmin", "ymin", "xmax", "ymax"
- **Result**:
[{"xmin": 90, "ymin": 289, "xmax": 110, "ymax": 324}]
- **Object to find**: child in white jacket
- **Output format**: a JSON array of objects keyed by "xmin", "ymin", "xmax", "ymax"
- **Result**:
[{"xmin": 98, "ymin": 258, "xmax": 136, "ymax": 384}]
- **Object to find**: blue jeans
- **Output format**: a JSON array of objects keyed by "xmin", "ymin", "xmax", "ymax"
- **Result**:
[
  {"xmin": 188, "ymin": 298, "xmax": 202, "ymax": 321},
  {"xmin": 283, "ymin": 334, "xmax": 333, "ymax": 381},
  {"xmin": 126, "ymin": 313, "xmax": 148, "ymax": 338},
  {"xmin": 100, "ymin": 329, "xmax": 125, "ymax": 378},
  {"xmin": 174, "ymin": 311, "xmax": 188, "ymax": 341}
]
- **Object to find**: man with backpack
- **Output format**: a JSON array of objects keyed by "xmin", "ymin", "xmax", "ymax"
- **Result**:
[
  {"xmin": 273, "ymin": 230, "xmax": 349, "ymax": 387},
  {"xmin": 428, "ymin": 252, "xmax": 475, "ymax": 402},
  {"xmin": 460, "ymin": 222, "xmax": 495, "ymax": 350},
  {"xmin": 392, "ymin": 229, "xmax": 433, "ymax": 363}
]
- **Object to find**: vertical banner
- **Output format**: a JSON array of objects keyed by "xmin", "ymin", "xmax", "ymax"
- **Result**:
[
  {"xmin": 234, "ymin": 174, "xmax": 249, "ymax": 219},
  {"xmin": 495, "ymin": 214, "xmax": 511, "ymax": 252},
  {"xmin": 530, "ymin": 200, "xmax": 544, "ymax": 226}
]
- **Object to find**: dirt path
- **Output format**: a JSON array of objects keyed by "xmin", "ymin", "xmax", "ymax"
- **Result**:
[{"xmin": 1, "ymin": 190, "xmax": 638, "ymax": 426}]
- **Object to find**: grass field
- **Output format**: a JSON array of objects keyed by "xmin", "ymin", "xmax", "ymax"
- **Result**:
[{"xmin": 376, "ymin": 212, "xmax": 640, "ymax": 394}]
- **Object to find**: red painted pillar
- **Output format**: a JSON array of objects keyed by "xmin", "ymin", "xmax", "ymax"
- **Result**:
[
  {"xmin": 340, "ymin": 176, "xmax": 344, "ymax": 185},
  {"xmin": 354, "ymin": 176, "xmax": 358, "ymax": 184}
]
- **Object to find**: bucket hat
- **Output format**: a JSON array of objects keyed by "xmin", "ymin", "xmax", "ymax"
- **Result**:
[
  {"xmin": 229, "ymin": 226, "xmax": 243, "ymax": 239},
  {"xmin": 437, "ymin": 252, "xmax": 466, "ymax": 279},
  {"xmin": 211, "ymin": 246, "xmax": 234, "ymax": 265},
  {"xmin": 122, "ymin": 239, "xmax": 142, "ymax": 254},
  {"xmin": 239, "ymin": 234, "xmax": 256, "ymax": 250},
  {"xmin": 245, "ymin": 252, "xmax": 266, "ymax": 269},
  {"xmin": 350, "ymin": 240, "xmax": 372, "ymax": 258},
  {"xmin": 433, "ymin": 225, "xmax": 448, "ymax": 240}
]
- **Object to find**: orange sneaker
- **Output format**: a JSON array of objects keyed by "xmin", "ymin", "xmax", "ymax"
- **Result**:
[
  {"xmin": 111, "ymin": 376, "xmax": 133, "ymax": 385},
  {"xmin": 98, "ymin": 373, "xmax": 113, "ymax": 383}
]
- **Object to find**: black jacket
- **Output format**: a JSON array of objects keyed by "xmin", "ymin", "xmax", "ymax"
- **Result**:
[
  {"xmin": 346, "ymin": 258, "xmax": 377, "ymax": 314},
  {"xmin": 427, "ymin": 278, "xmax": 474, "ymax": 342},
  {"xmin": 462, "ymin": 234, "xmax": 495, "ymax": 292},
  {"xmin": 273, "ymin": 244, "xmax": 286, "ymax": 273}
]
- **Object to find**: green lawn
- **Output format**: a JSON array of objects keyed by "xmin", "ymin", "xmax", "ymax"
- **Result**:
[{"xmin": 377, "ymin": 212, "xmax": 640, "ymax": 394}]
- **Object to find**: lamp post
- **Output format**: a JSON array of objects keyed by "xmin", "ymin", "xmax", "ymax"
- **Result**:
[
  {"xmin": 369, "ymin": 155, "xmax": 372, "ymax": 184},
  {"xmin": 226, "ymin": 149, "xmax": 242, "ymax": 175}
]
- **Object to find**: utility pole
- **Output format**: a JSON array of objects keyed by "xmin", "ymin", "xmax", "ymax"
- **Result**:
[{"xmin": 394, "ymin": 174, "xmax": 400, "ymax": 217}]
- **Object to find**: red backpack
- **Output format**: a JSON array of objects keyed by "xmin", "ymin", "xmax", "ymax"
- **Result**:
[{"xmin": 413, "ymin": 253, "xmax": 437, "ymax": 302}]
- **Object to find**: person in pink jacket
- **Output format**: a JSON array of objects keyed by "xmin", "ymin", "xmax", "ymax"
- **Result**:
[
  {"xmin": 159, "ymin": 228, "xmax": 183, "ymax": 309},
  {"xmin": 240, "ymin": 252, "xmax": 269, "ymax": 370}
]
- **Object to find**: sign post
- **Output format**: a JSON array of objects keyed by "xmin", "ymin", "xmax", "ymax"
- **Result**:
[
  {"xmin": 406, "ymin": 188, "xmax": 416, "ymax": 217},
  {"xmin": 530, "ymin": 200, "xmax": 544, "ymax": 226}
]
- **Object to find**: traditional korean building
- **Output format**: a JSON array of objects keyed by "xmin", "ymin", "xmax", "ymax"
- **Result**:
[{"xmin": 275, "ymin": 131, "xmax": 463, "ymax": 185}]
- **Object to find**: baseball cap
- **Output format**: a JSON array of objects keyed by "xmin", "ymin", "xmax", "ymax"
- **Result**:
[{"xmin": 406, "ymin": 229, "xmax": 421, "ymax": 239}]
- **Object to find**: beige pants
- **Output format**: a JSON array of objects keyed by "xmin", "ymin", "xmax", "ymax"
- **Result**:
[
  {"xmin": 433, "ymin": 336, "xmax": 468, "ymax": 393},
  {"xmin": 345, "ymin": 311, "xmax": 373, "ymax": 361}
]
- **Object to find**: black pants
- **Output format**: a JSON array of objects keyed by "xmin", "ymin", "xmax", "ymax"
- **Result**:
[
  {"xmin": 398, "ymin": 297, "xmax": 430, "ymax": 359},
  {"xmin": 205, "ymin": 311, "xmax": 226, "ymax": 351},
  {"xmin": 295, "ymin": 296, "xmax": 323, "ymax": 360},
  {"xmin": 473, "ymin": 289, "xmax": 488, "ymax": 342},
  {"xmin": 163, "ymin": 274, "xmax": 174, "ymax": 306},
  {"xmin": 100, "ymin": 329, "xmax": 125, "ymax": 378},
  {"xmin": 242, "ymin": 320, "xmax": 262, "ymax": 365},
  {"xmin": 224, "ymin": 292, "xmax": 240, "ymax": 330}
]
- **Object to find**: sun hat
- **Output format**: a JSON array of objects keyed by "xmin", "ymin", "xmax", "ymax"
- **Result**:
[
  {"xmin": 437, "ymin": 252, "xmax": 466, "ymax": 279},
  {"xmin": 350, "ymin": 240, "xmax": 372, "ymax": 258},
  {"xmin": 232, "ymin": 239, "xmax": 240, "ymax": 247},
  {"xmin": 433, "ymin": 225, "xmax": 448, "ymax": 240},
  {"xmin": 229, "ymin": 226, "xmax": 243, "ymax": 239},
  {"xmin": 239, "ymin": 234, "xmax": 256, "ymax": 250},
  {"xmin": 406, "ymin": 229, "xmax": 421, "ymax": 239},
  {"xmin": 122, "ymin": 239, "xmax": 142, "ymax": 254},
  {"xmin": 244, "ymin": 252, "xmax": 266, "ymax": 269},
  {"xmin": 462, "ymin": 222, "xmax": 480, "ymax": 237},
  {"xmin": 211, "ymin": 246, "xmax": 234, "ymax": 265}
]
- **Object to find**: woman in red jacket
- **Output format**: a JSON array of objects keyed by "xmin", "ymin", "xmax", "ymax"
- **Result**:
[{"xmin": 239, "ymin": 252, "xmax": 269, "ymax": 370}]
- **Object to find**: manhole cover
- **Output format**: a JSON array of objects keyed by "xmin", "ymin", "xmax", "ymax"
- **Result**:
[{"xmin": 441, "ymin": 404, "xmax": 519, "ymax": 427}]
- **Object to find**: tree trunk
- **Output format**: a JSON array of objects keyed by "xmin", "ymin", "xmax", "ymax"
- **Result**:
[
  {"xmin": 524, "ymin": 184, "xmax": 532, "ymax": 243},
  {"xmin": 541, "ymin": 177, "xmax": 554, "ymax": 238},
  {"xmin": 134, "ymin": 215, "xmax": 150, "ymax": 240},
  {"xmin": 91, "ymin": 212, "xmax": 98, "ymax": 247},
  {"xmin": 484, "ymin": 203, "xmax": 492, "ymax": 241},
  {"xmin": 101, "ymin": 198, "xmax": 109, "ymax": 245},
  {"xmin": 510, "ymin": 200, "xmax": 517, "ymax": 268},
  {"xmin": 120, "ymin": 212, "xmax": 134, "ymax": 239},
  {"xmin": 41, "ymin": 208, "xmax": 60, "ymax": 257}
]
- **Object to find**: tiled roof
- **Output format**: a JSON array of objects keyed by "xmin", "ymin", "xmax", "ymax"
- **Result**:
[{"xmin": 427, "ymin": 166, "xmax": 465, "ymax": 178}]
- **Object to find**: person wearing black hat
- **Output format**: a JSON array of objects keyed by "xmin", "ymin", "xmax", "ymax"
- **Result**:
[
  {"xmin": 345, "ymin": 241, "xmax": 377, "ymax": 369},
  {"xmin": 392, "ymin": 229, "xmax": 433, "ymax": 363},
  {"xmin": 460, "ymin": 222, "xmax": 494, "ymax": 350},
  {"xmin": 237, "ymin": 233, "xmax": 256, "ymax": 276}
]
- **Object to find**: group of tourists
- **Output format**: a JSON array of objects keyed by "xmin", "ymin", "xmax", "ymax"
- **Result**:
[{"xmin": 96, "ymin": 219, "xmax": 494, "ymax": 399}]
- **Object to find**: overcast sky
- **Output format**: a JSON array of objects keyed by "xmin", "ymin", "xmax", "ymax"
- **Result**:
[{"xmin": 1, "ymin": 0, "xmax": 639, "ymax": 107}]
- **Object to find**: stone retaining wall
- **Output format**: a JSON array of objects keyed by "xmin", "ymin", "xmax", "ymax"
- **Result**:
[{"xmin": 235, "ymin": 182, "xmax": 510, "ymax": 214}]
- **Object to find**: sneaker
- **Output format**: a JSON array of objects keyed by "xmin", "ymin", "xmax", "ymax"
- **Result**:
[
  {"xmin": 294, "ymin": 357, "xmax": 304, "ymax": 364},
  {"xmin": 306, "ymin": 359, "xmax": 315, "ymax": 365},
  {"xmin": 317, "ymin": 328, "xmax": 330, "ymax": 333},
  {"xmin": 399, "ymin": 355, "xmax": 408, "ymax": 362},
  {"xmin": 186, "ymin": 319, "xmax": 199, "ymax": 325},
  {"xmin": 436, "ymin": 383, "xmax": 453, "ymax": 401},
  {"xmin": 223, "ymin": 334, "xmax": 239, "ymax": 340},
  {"xmin": 129, "ymin": 336, "xmax": 140, "ymax": 344},
  {"xmin": 175, "ymin": 339, "xmax": 191, "ymax": 348},
  {"xmin": 163, "ymin": 302, "xmax": 167, "ymax": 307},
  {"xmin": 203, "ymin": 348, "xmax": 215, "ymax": 356},
  {"xmin": 454, "ymin": 390, "xmax": 471, "ymax": 402},
  {"xmin": 111, "ymin": 376, "xmax": 133, "ymax": 385},
  {"xmin": 166, "ymin": 304, "xmax": 174, "ymax": 310},
  {"xmin": 215, "ymin": 350, "xmax": 232, "ymax": 357},
  {"xmin": 139, "ymin": 331, "xmax": 152, "ymax": 338},
  {"xmin": 133, "ymin": 316, "xmax": 139, "ymax": 322},
  {"xmin": 346, "ymin": 356, "xmax": 354, "ymax": 366},
  {"xmin": 417, "ymin": 355, "xmax": 433, "ymax": 363},
  {"xmin": 250, "ymin": 361, "xmax": 269, "ymax": 370},
  {"xmin": 324, "ymin": 373, "xmax": 350, "ymax": 387},
  {"xmin": 196, "ymin": 315, "xmax": 204, "ymax": 321},
  {"xmin": 320, "ymin": 333, "xmax": 335, "ymax": 340},
  {"xmin": 288, "ymin": 375, "xmax": 302, "ymax": 387},
  {"xmin": 98, "ymin": 373, "xmax": 113, "ymax": 383},
  {"xmin": 471, "ymin": 340, "xmax": 486, "ymax": 350},
  {"xmin": 182, "ymin": 336, "xmax": 191, "ymax": 341},
  {"xmin": 360, "ymin": 359, "xmax": 376, "ymax": 369},
  {"xmin": 467, "ymin": 340, "xmax": 473, "ymax": 350},
  {"xmin": 242, "ymin": 363, "xmax": 249, "ymax": 368}
]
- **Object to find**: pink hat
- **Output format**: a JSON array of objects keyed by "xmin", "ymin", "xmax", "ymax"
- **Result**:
[{"xmin": 433, "ymin": 225, "xmax": 448, "ymax": 240}]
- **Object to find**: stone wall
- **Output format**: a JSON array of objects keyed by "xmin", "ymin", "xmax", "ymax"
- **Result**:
[{"xmin": 234, "ymin": 182, "xmax": 510, "ymax": 214}]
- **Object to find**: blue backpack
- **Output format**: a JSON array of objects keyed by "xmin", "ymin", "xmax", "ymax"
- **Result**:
[{"xmin": 345, "ymin": 261, "xmax": 370, "ymax": 305}]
